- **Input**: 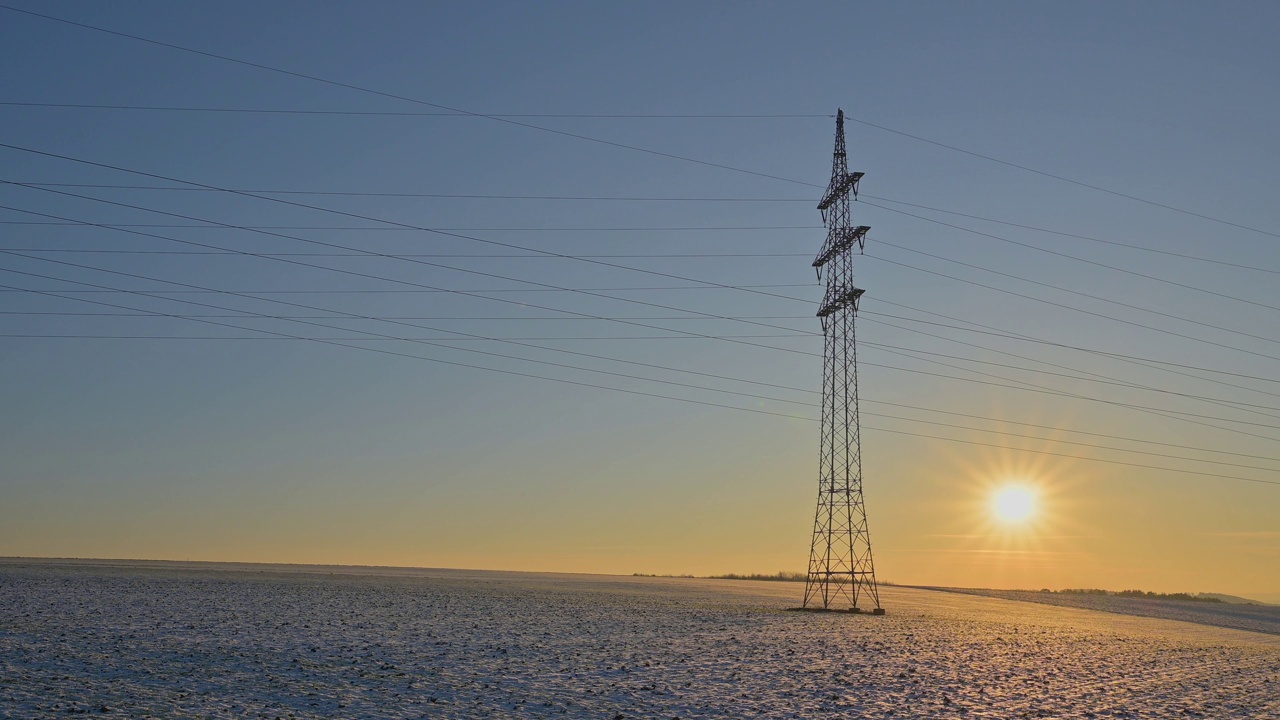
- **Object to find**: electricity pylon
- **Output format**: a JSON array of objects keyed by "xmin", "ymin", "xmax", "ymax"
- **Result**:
[{"xmin": 801, "ymin": 109, "xmax": 883, "ymax": 614}]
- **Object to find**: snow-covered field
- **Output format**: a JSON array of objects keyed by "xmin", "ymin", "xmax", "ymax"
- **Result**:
[
  {"xmin": 927, "ymin": 586, "xmax": 1280, "ymax": 637},
  {"xmin": 2, "ymin": 560, "xmax": 1278, "ymax": 719}
]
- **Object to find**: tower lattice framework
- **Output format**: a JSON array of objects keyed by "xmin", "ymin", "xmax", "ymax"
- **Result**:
[{"xmin": 802, "ymin": 109, "xmax": 882, "ymax": 613}]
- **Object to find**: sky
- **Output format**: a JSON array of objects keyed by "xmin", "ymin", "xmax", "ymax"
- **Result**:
[{"xmin": 1, "ymin": 1, "xmax": 1278, "ymax": 601}]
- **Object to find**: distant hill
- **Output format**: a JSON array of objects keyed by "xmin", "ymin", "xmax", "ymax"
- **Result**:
[
  {"xmin": 1049, "ymin": 588, "xmax": 1279, "ymax": 606},
  {"xmin": 1197, "ymin": 593, "xmax": 1276, "ymax": 606}
]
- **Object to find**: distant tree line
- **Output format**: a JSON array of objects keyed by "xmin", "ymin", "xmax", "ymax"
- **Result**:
[
  {"xmin": 1042, "ymin": 588, "xmax": 1223, "ymax": 603},
  {"xmin": 707, "ymin": 571, "xmax": 808, "ymax": 582},
  {"xmin": 704, "ymin": 572, "xmax": 899, "ymax": 585}
]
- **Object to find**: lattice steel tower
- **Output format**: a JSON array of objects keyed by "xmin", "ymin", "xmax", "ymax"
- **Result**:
[{"xmin": 802, "ymin": 109, "xmax": 883, "ymax": 613}]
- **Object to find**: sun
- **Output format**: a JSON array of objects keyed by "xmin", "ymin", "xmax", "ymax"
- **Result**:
[{"xmin": 992, "ymin": 485, "xmax": 1037, "ymax": 524}]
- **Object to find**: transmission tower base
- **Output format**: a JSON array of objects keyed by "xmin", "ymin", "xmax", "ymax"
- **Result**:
[{"xmin": 786, "ymin": 607, "xmax": 886, "ymax": 615}]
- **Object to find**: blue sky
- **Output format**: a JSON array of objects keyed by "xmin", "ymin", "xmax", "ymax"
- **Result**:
[{"xmin": 2, "ymin": 1, "xmax": 1278, "ymax": 599}]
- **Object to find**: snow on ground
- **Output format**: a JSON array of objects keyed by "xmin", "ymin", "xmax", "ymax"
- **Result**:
[
  {"xmin": 925, "ymin": 586, "xmax": 1280, "ymax": 637},
  {"xmin": 2, "ymin": 559, "xmax": 1278, "ymax": 719}
]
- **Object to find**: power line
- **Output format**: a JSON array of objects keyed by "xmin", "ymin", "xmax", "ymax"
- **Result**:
[
  {"xmin": 0, "ymin": 221, "xmax": 825, "ymax": 231},
  {"xmin": 7, "ymin": 330, "xmax": 1278, "ymax": 473},
  {"xmin": 15, "ymin": 263, "xmax": 1274, "ymax": 443},
  {"xmin": 11, "ymin": 295, "xmax": 1280, "ymax": 418},
  {"xmin": 0, "ymin": 285, "xmax": 814, "ymax": 295},
  {"xmin": 0, "ymin": 311, "xmax": 814, "ymax": 321},
  {"xmin": 864, "ymin": 340, "xmax": 1280, "ymax": 418},
  {"xmin": 867, "ymin": 235, "xmax": 1280, "ymax": 352},
  {"xmin": 870, "ymin": 289, "xmax": 1280, "ymax": 440},
  {"xmin": 12, "ymin": 195, "xmax": 1280, "ymax": 438},
  {"xmin": 12, "ymin": 182, "xmax": 1277, "ymax": 291},
  {"xmin": 862, "ymin": 194, "xmax": 1280, "ymax": 278},
  {"xmin": 866, "ymin": 341, "xmax": 1280, "ymax": 437},
  {"xmin": 11, "ymin": 148, "xmax": 1275, "ymax": 374},
  {"xmin": 864, "ymin": 298, "xmax": 1280, "ymax": 400},
  {"xmin": 861, "ymin": 313, "xmax": 1280, "ymax": 410},
  {"xmin": 863, "ymin": 200, "xmax": 1280, "ymax": 315},
  {"xmin": 0, "ymin": 266, "xmax": 818, "ymax": 411},
  {"xmin": 12, "ymin": 301, "xmax": 1277, "ymax": 414},
  {"xmin": 876, "ymin": 351, "xmax": 1280, "ymax": 451},
  {"xmin": 8, "ymin": 183, "xmax": 1276, "ymax": 280},
  {"xmin": 11, "ymin": 182, "xmax": 1274, "ymax": 294},
  {"xmin": 862, "ymin": 357, "xmax": 1280, "ymax": 435},
  {"xmin": 15, "ymin": 213, "xmax": 1280, "ymax": 438},
  {"xmin": 863, "ymin": 411, "xmax": 1280, "ymax": 474},
  {"xmin": 863, "ymin": 305, "xmax": 1280, "ymax": 441},
  {"xmin": 836, "ymin": 116, "xmax": 1280, "ymax": 240},
  {"xmin": 5, "ymin": 182, "xmax": 813, "ymax": 202},
  {"xmin": 5, "ymin": 2, "xmax": 1273, "ymax": 242},
  {"xmin": 6, "ymin": 302, "xmax": 1278, "ymax": 468},
  {"xmin": 0, "ymin": 161, "xmax": 820, "ymax": 310},
  {"xmin": 0, "ymin": 252, "xmax": 825, "ymax": 400},
  {"xmin": 10, "ymin": 259, "xmax": 1280, "ymax": 481},
  {"xmin": 0, "ymin": 193, "xmax": 823, "ymax": 342},
  {"xmin": 16, "ymin": 259, "xmax": 1280, "ymax": 463},
  {"xmin": 3, "ymin": 280, "xmax": 818, "ymax": 421},
  {"xmin": 0, "ymin": 102, "xmax": 833, "ymax": 118},
  {"xmin": 865, "ymin": 251, "xmax": 1280, "ymax": 364},
  {"xmin": 13, "ymin": 248, "xmax": 1278, "ymax": 440},
  {"xmin": 10, "ymin": 199, "xmax": 1280, "ymax": 431},
  {"xmin": 0, "ymin": 4, "xmax": 822, "ymax": 190},
  {"xmin": 863, "ymin": 300, "xmax": 1280, "ymax": 386},
  {"xmin": 0, "ymin": 332, "xmax": 809, "ymax": 341},
  {"xmin": 867, "ymin": 292, "xmax": 1280, "ymax": 436},
  {"xmin": 6, "ymin": 279, "xmax": 1277, "ymax": 488},
  {"xmin": 1, "ymin": 205, "xmax": 837, "ymax": 378},
  {"xmin": 15, "ymin": 181, "xmax": 1276, "ymax": 317},
  {"xmin": 8, "ymin": 2, "xmax": 1278, "ymax": 250},
  {"xmin": 864, "ymin": 398, "xmax": 1280, "ymax": 464},
  {"xmin": 5, "ymin": 137, "xmax": 1274, "ymax": 453},
  {"xmin": 5, "ymin": 5, "xmax": 1274, "ymax": 486},
  {"xmin": 0, "ymin": 283, "xmax": 814, "ymax": 292},
  {"xmin": 0, "ymin": 246, "xmax": 829, "ymax": 395},
  {"xmin": 0, "ymin": 247, "xmax": 813, "ymax": 259},
  {"xmin": 865, "ymin": 427, "xmax": 1280, "ymax": 488},
  {"xmin": 10, "ymin": 266, "xmax": 1280, "ymax": 489}
]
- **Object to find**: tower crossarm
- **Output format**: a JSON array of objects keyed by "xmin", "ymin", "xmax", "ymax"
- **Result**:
[
  {"xmin": 816, "ymin": 287, "xmax": 865, "ymax": 318},
  {"xmin": 812, "ymin": 225, "xmax": 870, "ymax": 269},
  {"xmin": 817, "ymin": 171, "xmax": 864, "ymax": 211}
]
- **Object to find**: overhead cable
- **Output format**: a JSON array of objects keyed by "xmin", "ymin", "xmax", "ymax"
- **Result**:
[
  {"xmin": 0, "ymin": 5, "xmax": 821, "ymax": 189},
  {"xmin": 6, "ymin": 271, "xmax": 1279, "ymax": 486},
  {"xmin": 4, "ymin": 3, "xmax": 1272, "ymax": 240}
]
